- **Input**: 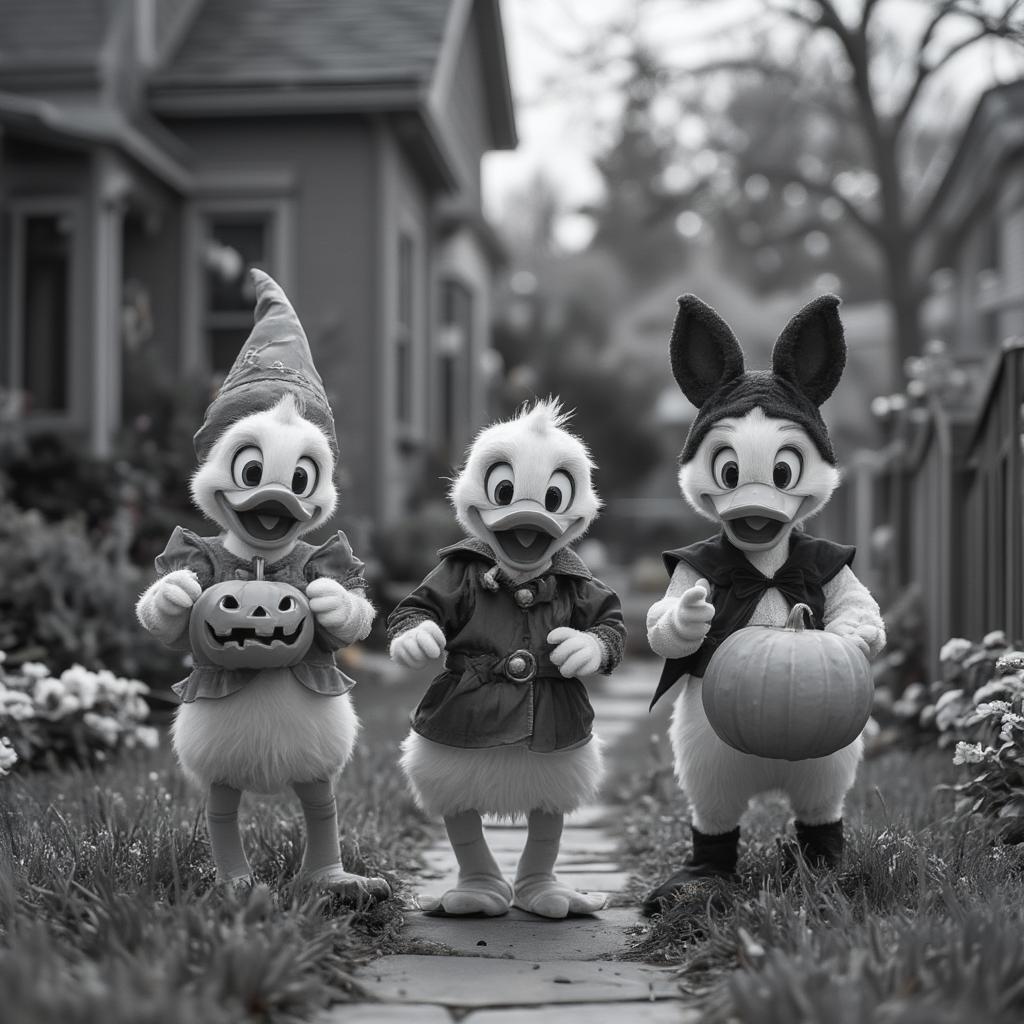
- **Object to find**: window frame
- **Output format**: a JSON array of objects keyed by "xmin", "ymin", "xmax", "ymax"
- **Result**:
[
  {"xmin": 184, "ymin": 195, "xmax": 293, "ymax": 379},
  {"xmin": 5, "ymin": 196, "xmax": 83, "ymax": 429}
]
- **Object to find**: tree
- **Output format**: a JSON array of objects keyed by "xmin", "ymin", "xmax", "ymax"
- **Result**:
[{"xmin": 545, "ymin": 0, "xmax": 1024, "ymax": 385}]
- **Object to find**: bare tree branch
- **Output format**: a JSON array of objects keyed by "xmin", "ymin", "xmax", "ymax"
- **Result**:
[
  {"xmin": 893, "ymin": 2, "xmax": 1024, "ymax": 134},
  {"xmin": 743, "ymin": 162, "xmax": 885, "ymax": 244}
]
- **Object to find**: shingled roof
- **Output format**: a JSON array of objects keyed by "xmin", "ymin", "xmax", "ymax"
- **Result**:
[
  {"xmin": 153, "ymin": 0, "xmax": 452, "ymax": 89},
  {"xmin": 0, "ymin": 0, "xmax": 114, "ymax": 72}
]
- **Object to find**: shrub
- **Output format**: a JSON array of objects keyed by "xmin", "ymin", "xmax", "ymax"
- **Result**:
[
  {"xmin": 877, "ymin": 630, "xmax": 1024, "ymax": 843},
  {"xmin": 0, "ymin": 653, "xmax": 157, "ymax": 772},
  {"xmin": 0, "ymin": 500, "xmax": 184, "ymax": 686}
]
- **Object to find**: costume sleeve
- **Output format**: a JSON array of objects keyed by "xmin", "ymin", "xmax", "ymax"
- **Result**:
[
  {"xmin": 305, "ymin": 532, "xmax": 374, "ymax": 651},
  {"xmin": 386, "ymin": 557, "xmax": 473, "ymax": 643},
  {"xmin": 822, "ymin": 566, "xmax": 886, "ymax": 658},
  {"xmin": 304, "ymin": 531, "xmax": 368, "ymax": 593},
  {"xmin": 646, "ymin": 561, "xmax": 705, "ymax": 659},
  {"xmin": 153, "ymin": 526, "xmax": 216, "ymax": 589},
  {"xmin": 571, "ymin": 577, "xmax": 627, "ymax": 674}
]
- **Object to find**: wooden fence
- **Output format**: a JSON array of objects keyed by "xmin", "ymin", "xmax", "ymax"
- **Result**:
[{"xmin": 867, "ymin": 338, "xmax": 1024, "ymax": 677}]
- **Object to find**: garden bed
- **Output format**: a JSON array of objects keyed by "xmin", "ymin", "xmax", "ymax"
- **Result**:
[
  {"xmin": 0, "ymin": 740, "xmax": 429, "ymax": 1024},
  {"xmin": 618, "ymin": 745, "xmax": 1024, "ymax": 1023}
]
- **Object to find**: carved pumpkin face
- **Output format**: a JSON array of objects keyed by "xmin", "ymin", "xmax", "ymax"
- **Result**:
[
  {"xmin": 701, "ymin": 604, "xmax": 874, "ymax": 761},
  {"xmin": 189, "ymin": 577, "xmax": 314, "ymax": 669}
]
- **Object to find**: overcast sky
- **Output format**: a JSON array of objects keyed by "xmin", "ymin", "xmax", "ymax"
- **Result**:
[{"xmin": 483, "ymin": 0, "xmax": 1024, "ymax": 247}]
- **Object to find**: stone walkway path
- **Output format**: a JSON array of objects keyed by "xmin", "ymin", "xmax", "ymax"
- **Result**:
[{"xmin": 317, "ymin": 659, "xmax": 699, "ymax": 1023}]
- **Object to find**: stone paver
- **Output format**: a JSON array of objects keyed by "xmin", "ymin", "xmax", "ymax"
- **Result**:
[
  {"xmin": 350, "ymin": 955, "xmax": 682, "ymax": 1007},
  {"xmin": 401, "ymin": 906, "xmax": 644, "ymax": 961},
  {"xmin": 467, "ymin": 1003, "xmax": 701, "ymax": 1024},
  {"xmin": 334, "ymin": 657, "xmax": 696, "ymax": 1020}
]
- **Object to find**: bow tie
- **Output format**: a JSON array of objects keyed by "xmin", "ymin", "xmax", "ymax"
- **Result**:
[{"xmin": 729, "ymin": 564, "xmax": 806, "ymax": 604}]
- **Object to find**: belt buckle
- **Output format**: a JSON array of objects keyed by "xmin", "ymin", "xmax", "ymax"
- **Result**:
[{"xmin": 503, "ymin": 649, "xmax": 537, "ymax": 683}]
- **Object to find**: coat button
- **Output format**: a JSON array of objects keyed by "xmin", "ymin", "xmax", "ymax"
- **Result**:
[
  {"xmin": 514, "ymin": 588, "xmax": 534, "ymax": 608},
  {"xmin": 507, "ymin": 655, "xmax": 527, "ymax": 676}
]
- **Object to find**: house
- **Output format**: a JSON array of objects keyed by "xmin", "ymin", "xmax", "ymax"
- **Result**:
[
  {"xmin": 0, "ymin": 0, "xmax": 516, "ymax": 526},
  {"xmin": 876, "ymin": 79, "xmax": 1024, "ymax": 668}
]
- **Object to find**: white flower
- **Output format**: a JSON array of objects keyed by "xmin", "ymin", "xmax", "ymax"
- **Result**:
[
  {"xmin": 983, "ymin": 630, "xmax": 1008, "ymax": 649},
  {"xmin": 60, "ymin": 665, "xmax": 98, "ymax": 710},
  {"xmin": 0, "ymin": 736, "xmax": 17, "ymax": 774},
  {"xmin": 0, "ymin": 690, "xmax": 35, "ymax": 721},
  {"xmin": 83, "ymin": 712, "xmax": 121, "ymax": 747},
  {"xmin": 939, "ymin": 638, "xmax": 973, "ymax": 663},
  {"xmin": 33, "ymin": 677, "xmax": 82, "ymax": 720},
  {"xmin": 973, "ymin": 679, "xmax": 1019, "ymax": 705},
  {"xmin": 953, "ymin": 741, "xmax": 991, "ymax": 765},
  {"xmin": 974, "ymin": 700, "xmax": 1012, "ymax": 718},
  {"xmin": 934, "ymin": 689, "xmax": 967, "ymax": 730},
  {"xmin": 129, "ymin": 726, "xmax": 159, "ymax": 750},
  {"xmin": 20, "ymin": 661, "xmax": 50, "ymax": 680}
]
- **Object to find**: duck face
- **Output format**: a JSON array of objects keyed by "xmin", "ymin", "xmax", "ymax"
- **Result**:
[
  {"xmin": 190, "ymin": 395, "xmax": 337, "ymax": 554},
  {"xmin": 451, "ymin": 403, "xmax": 600, "ymax": 576},
  {"xmin": 679, "ymin": 408, "xmax": 839, "ymax": 553}
]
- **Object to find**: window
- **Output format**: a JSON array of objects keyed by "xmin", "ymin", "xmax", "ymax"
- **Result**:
[
  {"xmin": 439, "ymin": 279, "xmax": 474, "ymax": 453},
  {"xmin": 201, "ymin": 211, "xmax": 273, "ymax": 375},
  {"xmin": 7, "ymin": 207, "xmax": 75, "ymax": 415},
  {"xmin": 395, "ymin": 232, "xmax": 415, "ymax": 425}
]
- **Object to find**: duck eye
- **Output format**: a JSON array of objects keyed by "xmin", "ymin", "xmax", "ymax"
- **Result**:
[
  {"xmin": 712, "ymin": 447, "xmax": 739, "ymax": 489},
  {"xmin": 291, "ymin": 456, "xmax": 319, "ymax": 497},
  {"xmin": 544, "ymin": 470, "xmax": 575, "ymax": 513},
  {"xmin": 484, "ymin": 462, "xmax": 515, "ymax": 506},
  {"xmin": 232, "ymin": 446, "xmax": 264, "ymax": 488},
  {"xmin": 773, "ymin": 447, "xmax": 802, "ymax": 490}
]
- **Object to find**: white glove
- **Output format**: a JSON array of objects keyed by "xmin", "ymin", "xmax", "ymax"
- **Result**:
[
  {"xmin": 306, "ymin": 578, "xmax": 374, "ymax": 644},
  {"xmin": 136, "ymin": 569, "xmax": 201, "ymax": 642},
  {"xmin": 824, "ymin": 620, "xmax": 875, "ymax": 659},
  {"xmin": 671, "ymin": 578, "xmax": 715, "ymax": 643},
  {"xmin": 390, "ymin": 620, "xmax": 447, "ymax": 669},
  {"xmin": 547, "ymin": 627, "xmax": 603, "ymax": 678}
]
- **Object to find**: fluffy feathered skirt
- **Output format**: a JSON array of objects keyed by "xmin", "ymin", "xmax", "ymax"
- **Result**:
[
  {"xmin": 172, "ymin": 669, "xmax": 359, "ymax": 794},
  {"xmin": 400, "ymin": 731, "xmax": 605, "ymax": 820},
  {"xmin": 670, "ymin": 678, "xmax": 863, "ymax": 834}
]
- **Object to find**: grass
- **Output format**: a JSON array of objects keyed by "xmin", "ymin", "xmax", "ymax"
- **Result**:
[
  {"xmin": 0, "ymin": 739, "xmax": 430, "ymax": 1024},
  {"xmin": 616, "ymin": 745, "xmax": 1024, "ymax": 1024}
]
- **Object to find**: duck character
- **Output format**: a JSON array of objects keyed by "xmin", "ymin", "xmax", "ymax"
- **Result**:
[
  {"xmin": 642, "ymin": 294, "xmax": 885, "ymax": 915},
  {"xmin": 136, "ymin": 269, "xmax": 390, "ymax": 901},
  {"xmin": 388, "ymin": 400, "xmax": 626, "ymax": 918}
]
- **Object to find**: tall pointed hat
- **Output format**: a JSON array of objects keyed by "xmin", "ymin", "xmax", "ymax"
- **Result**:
[{"xmin": 193, "ymin": 269, "xmax": 338, "ymax": 461}]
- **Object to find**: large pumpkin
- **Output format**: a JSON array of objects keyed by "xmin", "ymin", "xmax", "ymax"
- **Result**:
[
  {"xmin": 701, "ymin": 603, "xmax": 873, "ymax": 761},
  {"xmin": 189, "ymin": 558, "xmax": 314, "ymax": 669}
]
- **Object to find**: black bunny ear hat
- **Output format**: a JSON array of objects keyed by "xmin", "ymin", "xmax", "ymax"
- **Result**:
[{"xmin": 671, "ymin": 294, "xmax": 847, "ymax": 466}]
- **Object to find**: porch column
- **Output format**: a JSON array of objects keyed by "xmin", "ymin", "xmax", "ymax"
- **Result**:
[{"xmin": 90, "ymin": 150, "xmax": 128, "ymax": 457}]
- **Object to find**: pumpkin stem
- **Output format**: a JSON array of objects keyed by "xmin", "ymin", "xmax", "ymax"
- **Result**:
[
  {"xmin": 785, "ymin": 603, "xmax": 813, "ymax": 631},
  {"xmin": 253, "ymin": 556, "xmax": 266, "ymax": 581}
]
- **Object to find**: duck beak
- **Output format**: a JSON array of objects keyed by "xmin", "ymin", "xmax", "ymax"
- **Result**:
[
  {"xmin": 477, "ymin": 501, "xmax": 582, "ymax": 571},
  {"xmin": 218, "ymin": 484, "xmax": 317, "ymax": 547},
  {"xmin": 710, "ymin": 483, "xmax": 802, "ymax": 523},
  {"xmin": 710, "ymin": 484, "xmax": 803, "ymax": 551}
]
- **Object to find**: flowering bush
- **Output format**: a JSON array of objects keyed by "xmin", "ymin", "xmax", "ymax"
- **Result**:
[
  {"xmin": 0, "ymin": 652, "xmax": 158, "ymax": 773},
  {"xmin": 885, "ymin": 632, "xmax": 1024, "ymax": 842},
  {"xmin": 0, "ymin": 499, "xmax": 186, "ymax": 687}
]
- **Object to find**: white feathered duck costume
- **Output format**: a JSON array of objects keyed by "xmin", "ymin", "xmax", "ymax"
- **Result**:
[
  {"xmin": 387, "ymin": 400, "xmax": 627, "ymax": 918},
  {"xmin": 136, "ymin": 269, "xmax": 389, "ymax": 900},
  {"xmin": 642, "ymin": 294, "xmax": 885, "ymax": 915}
]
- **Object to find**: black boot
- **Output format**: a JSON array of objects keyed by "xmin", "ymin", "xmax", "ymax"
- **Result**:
[
  {"xmin": 641, "ymin": 825, "xmax": 740, "ymax": 917},
  {"xmin": 794, "ymin": 818, "xmax": 844, "ymax": 869}
]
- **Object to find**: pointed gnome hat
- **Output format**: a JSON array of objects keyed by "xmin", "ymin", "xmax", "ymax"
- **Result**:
[{"xmin": 193, "ymin": 269, "xmax": 338, "ymax": 462}]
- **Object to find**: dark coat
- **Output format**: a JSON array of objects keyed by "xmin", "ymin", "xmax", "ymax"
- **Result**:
[{"xmin": 388, "ymin": 538, "xmax": 626, "ymax": 752}]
